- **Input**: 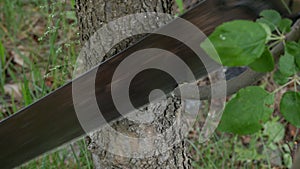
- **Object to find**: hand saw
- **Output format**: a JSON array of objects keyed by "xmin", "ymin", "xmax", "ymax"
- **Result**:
[{"xmin": 0, "ymin": 0, "xmax": 287, "ymax": 168}]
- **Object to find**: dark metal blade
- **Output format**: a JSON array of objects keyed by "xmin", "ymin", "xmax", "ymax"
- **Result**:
[{"xmin": 0, "ymin": 1, "xmax": 276, "ymax": 168}]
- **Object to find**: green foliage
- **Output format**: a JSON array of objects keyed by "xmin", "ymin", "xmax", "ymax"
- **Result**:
[
  {"xmin": 175, "ymin": 0, "xmax": 184, "ymax": 14},
  {"xmin": 278, "ymin": 18, "xmax": 293, "ymax": 33},
  {"xmin": 280, "ymin": 91, "xmax": 300, "ymax": 127},
  {"xmin": 234, "ymin": 146, "xmax": 265, "ymax": 162},
  {"xmin": 296, "ymin": 54, "xmax": 300, "ymax": 69},
  {"xmin": 273, "ymin": 70, "xmax": 289, "ymax": 85},
  {"xmin": 218, "ymin": 86, "xmax": 274, "ymax": 135},
  {"xmin": 70, "ymin": 0, "xmax": 76, "ymax": 8},
  {"xmin": 257, "ymin": 10, "xmax": 281, "ymax": 31},
  {"xmin": 202, "ymin": 9, "xmax": 300, "ymax": 136},
  {"xmin": 285, "ymin": 41, "xmax": 300, "ymax": 56},
  {"xmin": 0, "ymin": 40, "xmax": 4, "ymax": 62},
  {"xmin": 249, "ymin": 47, "xmax": 274, "ymax": 72},
  {"xmin": 201, "ymin": 20, "xmax": 269, "ymax": 66},
  {"xmin": 21, "ymin": 71, "xmax": 33, "ymax": 106},
  {"xmin": 263, "ymin": 120, "xmax": 285, "ymax": 143},
  {"xmin": 256, "ymin": 10, "xmax": 292, "ymax": 34},
  {"xmin": 282, "ymin": 143, "xmax": 293, "ymax": 168},
  {"xmin": 285, "ymin": 41, "xmax": 300, "ymax": 69},
  {"xmin": 0, "ymin": 40, "xmax": 5, "ymax": 93},
  {"xmin": 278, "ymin": 52, "xmax": 296, "ymax": 76},
  {"xmin": 283, "ymin": 153, "xmax": 293, "ymax": 168}
]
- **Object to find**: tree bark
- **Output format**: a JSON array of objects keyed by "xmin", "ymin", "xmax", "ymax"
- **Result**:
[{"xmin": 75, "ymin": 0, "xmax": 196, "ymax": 168}]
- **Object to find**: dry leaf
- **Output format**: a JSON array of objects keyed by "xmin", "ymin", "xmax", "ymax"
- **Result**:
[
  {"xmin": 241, "ymin": 136, "xmax": 251, "ymax": 145},
  {"xmin": 0, "ymin": 104, "xmax": 5, "ymax": 113},
  {"xmin": 288, "ymin": 124, "xmax": 297, "ymax": 137},
  {"xmin": 32, "ymin": 24, "xmax": 45, "ymax": 36},
  {"xmin": 11, "ymin": 45, "xmax": 30, "ymax": 67},
  {"xmin": 4, "ymin": 83, "xmax": 22, "ymax": 101},
  {"xmin": 45, "ymin": 76, "xmax": 54, "ymax": 87}
]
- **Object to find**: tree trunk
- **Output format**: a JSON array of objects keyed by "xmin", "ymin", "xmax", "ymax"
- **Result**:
[{"xmin": 75, "ymin": 0, "xmax": 196, "ymax": 168}]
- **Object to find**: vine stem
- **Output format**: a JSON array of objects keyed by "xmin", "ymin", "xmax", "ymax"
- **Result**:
[
  {"xmin": 269, "ymin": 35, "xmax": 285, "ymax": 41},
  {"xmin": 274, "ymin": 25, "xmax": 282, "ymax": 36},
  {"xmin": 293, "ymin": 74, "xmax": 300, "ymax": 92},
  {"xmin": 272, "ymin": 79, "xmax": 295, "ymax": 94},
  {"xmin": 296, "ymin": 79, "xmax": 300, "ymax": 86},
  {"xmin": 269, "ymin": 34, "xmax": 285, "ymax": 41},
  {"xmin": 269, "ymin": 40, "xmax": 281, "ymax": 49},
  {"xmin": 294, "ymin": 79, "xmax": 297, "ymax": 92},
  {"xmin": 281, "ymin": 0, "xmax": 293, "ymax": 15}
]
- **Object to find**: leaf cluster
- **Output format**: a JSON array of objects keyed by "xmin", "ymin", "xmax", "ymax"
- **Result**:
[{"xmin": 201, "ymin": 10, "xmax": 300, "ymax": 135}]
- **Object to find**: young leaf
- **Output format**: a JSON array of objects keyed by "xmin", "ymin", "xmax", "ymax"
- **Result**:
[
  {"xmin": 249, "ymin": 47, "xmax": 274, "ymax": 72},
  {"xmin": 278, "ymin": 52, "xmax": 296, "ymax": 76},
  {"xmin": 285, "ymin": 41, "xmax": 300, "ymax": 69},
  {"xmin": 201, "ymin": 20, "xmax": 268, "ymax": 66},
  {"xmin": 273, "ymin": 70, "xmax": 289, "ymax": 85},
  {"xmin": 278, "ymin": 18, "xmax": 292, "ymax": 34},
  {"xmin": 263, "ymin": 121, "xmax": 285, "ymax": 143},
  {"xmin": 260, "ymin": 10, "xmax": 281, "ymax": 25},
  {"xmin": 257, "ymin": 18, "xmax": 275, "ymax": 32},
  {"xmin": 217, "ymin": 86, "xmax": 274, "ymax": 135},
  {"xmin": 257, "ymin": 10, "xmax": 281, "ymax": 31},
  {"xmin": 280, "ymin": 91, "xmax": 300, "ymax": 127},
  {"xmin": 258, "ymin": 22, "xmax": 272, "ymax": 40},
  {"xmin": 285, "ymin": 41, "xmax": 300, "ymax": 56},
  {"xmin": 283, "ymin": 153, "xmax": 293, "ymax": 169}
]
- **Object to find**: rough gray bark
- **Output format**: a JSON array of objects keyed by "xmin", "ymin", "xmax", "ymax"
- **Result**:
[
  {"xmin": 75, "ymin": 0, "xmax": 197, "ymax": 168},
  {"xmin": 76, "ymin": 0, "xmax": 174, "ymax": 70}
]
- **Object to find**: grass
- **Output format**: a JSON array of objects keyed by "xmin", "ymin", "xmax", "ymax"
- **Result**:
[
  {"xmin": 190, "ymin": 127, "xmax": 273, "ymax": 168},
  {"xmin": 0, "ymin": 0, "xmax": 93, "ymax": 168}
]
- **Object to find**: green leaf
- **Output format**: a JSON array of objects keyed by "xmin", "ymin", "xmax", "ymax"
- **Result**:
[
  {"xmin": 273, "ymin": 70, "xmax": 289, "ymax": 85},
  {"xmin": 65, "ymin": 11, "xmax": 77, "ymax": 22},
  {"xmin": 257, "ymin": 18, "xmax": 275, "ymax": 32},
  {"xmin": 201, "ymin": 20, "xmax": 268, "ymax": 66},
  {"xmin": 259, "ymin": 10, "xmax": 281, "ymax": 22},
  {"xmin": 283, "ymin": 153, "xmax": 293, "ymax": 169},
  {"xmin": 70, "ymin": 0, "xmax": 76, "ymax": 9},
  {"xmin": 249, "ymin": 47, "xmax": 274, "ymax": 72},
  {"xmin": 296, "ymin": 55, "xmax": 300, "ymax": 70},
  {"xmin": 257, "ymin": 10, "xmax": 281, "ymax": 31},
  {"xmin": 0, "ymin": 40, "xmax": 5, "ymax": 67},
  {"xmin": 234, "ymin": 147, "xmax": 264, "ymax": 161},
  {"xmin": 278, "ymin": 18, "xmax": 292, "ymax": 34},
  {"xmin": 218, "ymin": 86, "xmax": 274, "ymax": 135},
  {"xmin": 258, "ymin": 22, "xmax": 272, "ymax": 40},
  {"xmin": 285, "ymin": 41, "xmax": 300, "ymax": 69},
  {"xmin": 263, "ymin": 121, "xmax": 285, "ymax": 143},
  {"xmin": 175, "ymin": 0, "xmax": 184, "ymax": 14},
  {"xmin": 297, "ymin": 41, "xmax": 300, "ymax": 69},
  {"xmin": 280, "ymin": 91, "xmax": 300, "ymax": 127},
  {"xmin": 278, "ymin": 52, "xmax": 296, "ymax": 76},
  {"xmin": 285, "ymin": 41, "xmax": 300, "ymax": 55}
]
